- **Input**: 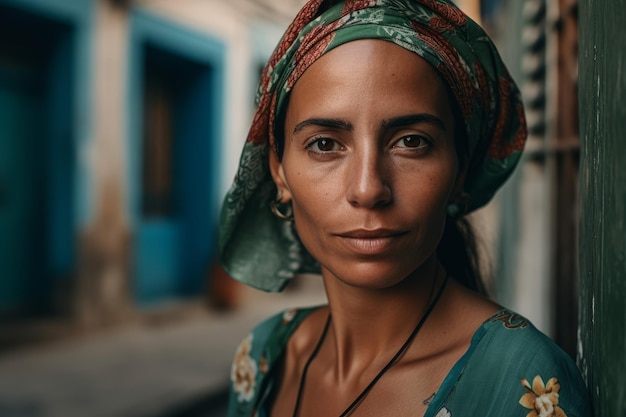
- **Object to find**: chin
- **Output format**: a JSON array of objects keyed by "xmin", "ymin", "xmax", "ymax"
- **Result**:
[{"xmin": 323, "ymin": 261, "xmax": 423, "ymax": 290}]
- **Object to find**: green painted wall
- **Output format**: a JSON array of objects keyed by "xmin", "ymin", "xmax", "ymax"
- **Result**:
[{"xmin": 578, "ymin": 0, "xmax": 626, "ymax": 415}]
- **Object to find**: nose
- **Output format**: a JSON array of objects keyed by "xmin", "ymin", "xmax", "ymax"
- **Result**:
[{"xmin": 345, "ymin": 151, "xmax": 392, "ymax": 208}]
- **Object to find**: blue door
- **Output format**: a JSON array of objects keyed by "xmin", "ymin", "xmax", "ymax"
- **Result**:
[
  {"xmin": 0, "ymin": 3, "xmax": 78, "ymax": 315},
  {"xmin": 134, "ymin": 48, "xmax": 217, "ymax": 303},
  {"xmin": 0, "ymin": 67, "xmax": 47, "ymax": 311},
  {"xmin": 130, "ymin": 14, "xmax": 224, "ymax": 305}
]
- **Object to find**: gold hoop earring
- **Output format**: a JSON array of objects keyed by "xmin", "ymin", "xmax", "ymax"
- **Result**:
[{"xmin": 270, "ymin": 194, "xmax": 294, "ymax": 221}]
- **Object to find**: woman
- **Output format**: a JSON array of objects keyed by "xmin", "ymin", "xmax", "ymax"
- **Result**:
[{"xmin": 220, "ymin": 1, "xmax": 591, "ymax": 416}]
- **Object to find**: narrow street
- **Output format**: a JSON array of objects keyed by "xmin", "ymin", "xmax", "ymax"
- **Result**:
[{"xmin": 0, "ymin": 277, "xmax": 326, "ymax": 417}]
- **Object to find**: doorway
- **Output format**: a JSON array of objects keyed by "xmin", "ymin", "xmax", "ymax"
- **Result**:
[
  {"xmin": 129, "ymin": 13, "xmax": 224, "ymax": 305},
  {"xmin": 0, "ymin": 4, "xmax": 75, "ymax": 316}
]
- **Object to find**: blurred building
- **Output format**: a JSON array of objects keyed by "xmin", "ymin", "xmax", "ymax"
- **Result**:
[
  {"xmin": 0, "ymin": 0, "xmax": 305, "ymax": 347},
  {"xmin": 481, "ymin": 0, "xmax": 580, "ymax": 358},
  {"xmin": 0, "ymin": 0, "xmax": 582, "ymax": 360}
]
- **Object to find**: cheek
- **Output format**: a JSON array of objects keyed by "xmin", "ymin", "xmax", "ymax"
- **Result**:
[
  {"xmin": 289, "ymin": 178, "xmax": 336, "ymax": 228},
  {"xmin": 282, "ymin": 169, "xmax": 317, "ymax": 224},
  {"xmin": 426, "ymin": 172, "xmax": 457, "ymax": 209},
  {"xmin": 288, "ymin": 188, "xmax": 333, "ymax": 262},
  {"xmin": 395, "ymin": 158, "xmax": 458, "ymax": 206},
  {"xmin": 281, "ymin": 165, "xmax": 345, "ymax": 257},
  {"xmin": 283, "ymin": 161, "xmax": 343, "ymax": 216}
]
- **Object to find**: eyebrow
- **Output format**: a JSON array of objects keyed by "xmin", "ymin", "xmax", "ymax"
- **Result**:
[
  {"xmin": 382, "ymin": 114, "xmax": 447, "ymax": 131},
  {"xmin": 291, "ymin": 113, "xmax": 447, "ymax": 134},
  {"xmin": 292, "ymin": 118, "xmax": 353, "ymax": 134}
]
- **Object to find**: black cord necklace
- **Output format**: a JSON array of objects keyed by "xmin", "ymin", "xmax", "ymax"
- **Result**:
[{"xmin": 291, "ymin": 272, "xmax": 450, "ymax": 417}]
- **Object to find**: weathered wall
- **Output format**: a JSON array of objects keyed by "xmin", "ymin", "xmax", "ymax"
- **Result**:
[
  {"xmin": 578, "ymin": 0, "xmax": 626, "ymax": 414},
  {"xmin": 74, "ymin": 0, "xmax": 295, "ymax": 325}
]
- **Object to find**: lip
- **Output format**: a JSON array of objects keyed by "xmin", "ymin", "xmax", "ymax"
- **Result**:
[
  {"xmin": 336, "ymin": 228, "xmax": 408, "ymax": 255},
  {"xmin": 338, "ymin": 228, "xmax": 406, "ymax": 238}
]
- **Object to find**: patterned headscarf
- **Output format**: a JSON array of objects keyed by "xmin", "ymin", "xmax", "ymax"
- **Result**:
[{"xmin": 219, "ymin": 0, "xmax": 527, "ymax": 292}]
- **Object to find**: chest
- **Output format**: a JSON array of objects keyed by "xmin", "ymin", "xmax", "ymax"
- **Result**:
[{"xmin": 269, "ymin": 349, "xmax": 460, "ymax": 417}]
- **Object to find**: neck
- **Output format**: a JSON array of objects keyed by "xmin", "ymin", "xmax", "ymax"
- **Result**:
[{"xmin": 320, "ymin": 257, "xmax": 445, "ymax": 379}]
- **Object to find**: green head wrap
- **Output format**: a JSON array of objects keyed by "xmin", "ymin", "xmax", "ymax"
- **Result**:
[{"xmin": 219, "ymin": 0, "xmax": 527, "ymax": 292}]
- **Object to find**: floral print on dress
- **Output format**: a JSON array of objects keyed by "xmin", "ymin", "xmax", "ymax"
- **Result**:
[
  {"xmin": 231, "ymin": 334, "xmax": 258, "ymax": 402},
  {"xmin": 259, "ymin": 355, "xmax": 269, "ymax": 374},
  {"xmin": 519, "ymin": 375, "xmax": 568, "ymax": 417},
  {"xmin": 435, "ymin": 407, "xmax": 451, "ymax": 417},
  {"xmin": 282, "ymin": 308, "xmax": 298, "ymax": 324},
  {"xmin": 490, "ymin": 310, "xmax": 529, "ymax": 329}
]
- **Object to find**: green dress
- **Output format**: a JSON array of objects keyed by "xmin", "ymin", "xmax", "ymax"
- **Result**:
[{"xmin": 227, "ymin": 308, "xmax": 591, "ymax": 417}]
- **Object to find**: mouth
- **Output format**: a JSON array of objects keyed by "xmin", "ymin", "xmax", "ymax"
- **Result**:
[
  {"xmin": 335, "ymin": 229, "xmax": 408, "ymax": 255},
  {"xmin": 338, "ymin": 228, "xmax": 406, "ymax": 238}
]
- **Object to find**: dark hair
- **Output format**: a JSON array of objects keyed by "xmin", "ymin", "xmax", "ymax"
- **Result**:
[
  {"xmin": 438, "ymin": 83, "xmax": 488, "ymax": 295},
  {"xmin": 437, "ymin": 218, "xmax": 488, "ymax": 295}
]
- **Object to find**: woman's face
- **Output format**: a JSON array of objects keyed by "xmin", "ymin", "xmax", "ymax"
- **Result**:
[{"xmin": 271, "ymin": 39, "xmax": 463, "ymax": 289}]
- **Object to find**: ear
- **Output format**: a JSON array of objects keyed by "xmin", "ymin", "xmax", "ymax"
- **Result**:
[{"xmin": 269, "ymin": 150, "xmax": 292, "ymax": 203}]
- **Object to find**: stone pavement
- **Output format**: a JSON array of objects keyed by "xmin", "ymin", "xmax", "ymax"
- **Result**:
[{"xmin": 0, "ymin": 278, "xmax": 327, "ymax": 417}]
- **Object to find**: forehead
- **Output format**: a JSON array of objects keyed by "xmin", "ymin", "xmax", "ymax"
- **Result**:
[{"xmin": 286, "ymin": 39, "xmax": 454, "ymax": 124}]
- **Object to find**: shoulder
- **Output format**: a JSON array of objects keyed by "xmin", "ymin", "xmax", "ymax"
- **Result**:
[
  {"xmin": 231, "ymin": 306, "xmax": 319, "ymax": 379},
  {"xmin": 245, "ymin": 308, "xmax": 314, "ymax": 350},
  {"xmin": 433, "ymin": 309, "xmax": 592, "ymax": 417},
  {"xmin": 475, "ymin": 310, "xmax": 580, "ymax": 378},
  {"xmin": 227, "ymin": 307, "xmax": 319, "ymax": 416},
  {"xmin": 492, "ymin": 310, "xmax": 591, "ymax": 416}
]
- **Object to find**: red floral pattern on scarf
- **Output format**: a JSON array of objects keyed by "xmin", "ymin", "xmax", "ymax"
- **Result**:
[
  {"xmin": 421, "ymin": 0, "xmax": 467, "ymax": 26},
  {"xmin": 268, "ymin": 0, "xmax": 324, "ymax": 72},
  {"xmin": 247, "ymin": 97, "xmax": 270, "ymax": 145},
  {"xmin": 487, "ymin": 102, "xmax": 527, "ymax": 159},
  {"xmin": 247, "ymin": 0, "xmax": 327, "ymax": 145},
  {"xmin": 429, "ymin": 16, "xmax": 455, "ymax": 33},
  {"xmin": 413, "ymin": 21, "xmax": 476, "ymax": 120},
  {"xmin": 286, "ymin": 24, "xmax": 338, "ymax": 90},
  {"xmin": 487, "ymin": 75, "xmax": 526, "ymax": 159},
  {"xmin": 344, "ymin": 0, "xmax": 379, "ymax": 15},
  {"xmin": 473, "ymin": 61, "xmax": 491, "ymax": 110}
]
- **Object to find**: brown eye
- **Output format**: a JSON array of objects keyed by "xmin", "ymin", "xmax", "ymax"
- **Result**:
[
  {"xmin": 308, "ymin": 137, "xmax": 339, "ymax": 152},
  {"xmin": 395, "ymin": 135, "xmax": 429, "ymax": 148},
  {"xmin": 317, "ymin": 138, "xmax": 335, "ymax": 151}
]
